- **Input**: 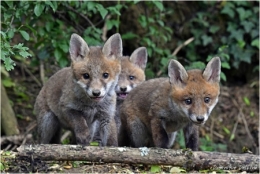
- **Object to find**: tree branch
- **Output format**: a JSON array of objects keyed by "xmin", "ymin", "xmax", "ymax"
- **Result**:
[{"xmin": 17, "ymin": 145, "xmax": 259, "ymax": 172}]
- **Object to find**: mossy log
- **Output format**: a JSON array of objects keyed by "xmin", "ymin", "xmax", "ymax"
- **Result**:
[{"xmin": 17, "ymin": 145, "xmax": 259, "ymax": 172}]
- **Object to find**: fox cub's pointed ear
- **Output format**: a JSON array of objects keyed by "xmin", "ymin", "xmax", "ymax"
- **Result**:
[
  {"xmin": 102, "ymin": 33, "xmax": 122, "ymax": 60},
  {"xmin": 203, "ymin": 57, "xmax": 221, "ymax": 83},
  {"xmin": 168, "ymin": 59, "xmax": 188, "ymax": 88},
  {"xmin": 69, "ymin": 34, "xmax": 89, "ymax": 62},
  {"xmin": 130, "ymin": 47, "xmax": 147, "ymax": 70}
]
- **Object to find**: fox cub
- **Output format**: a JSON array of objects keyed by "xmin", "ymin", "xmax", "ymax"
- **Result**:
[
  {"xmin": 120, "ymin": 57, "xmax": 221, "ymax": 150},
  {"xmin": 115, "ymin": 47, "xmax": 147, "ymax": 132},
  {"xmin": 34, "ymin": 33, "xmax": 122, "ymax": 146}
]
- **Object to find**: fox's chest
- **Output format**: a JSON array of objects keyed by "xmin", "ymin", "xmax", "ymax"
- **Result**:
[{"xmin": 164, "ymin": 117, "xmax": 190, "ymax": 132}]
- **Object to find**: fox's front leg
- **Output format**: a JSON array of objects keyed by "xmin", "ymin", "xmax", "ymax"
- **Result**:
[
  {"xmin": 97, "ymin": 112, "xmax": 118, "ymax": 146},
  {"xmin": 151, "ymin": 117, "xmax": 169, "ymax": 148},
  {"xmin": 183, "ymin": 122, "xmax": 199, "ymax": 151},
  {"xmin": 62, "ymin": 110, "xmax": 91, "ymax": 145},
  {"xmin": 106, "ymin": 118, "xmax": 118, "ymax": 146}
]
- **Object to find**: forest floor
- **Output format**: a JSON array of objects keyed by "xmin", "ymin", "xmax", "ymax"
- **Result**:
[{"xmin": 1, "ymin": 65, "xmax": 259, "ymax": 173}]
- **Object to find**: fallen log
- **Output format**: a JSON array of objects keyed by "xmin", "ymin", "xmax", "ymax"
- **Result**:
[{"xmin": 17, "ymin": 144, "xmax": 259, "ymax": 172}]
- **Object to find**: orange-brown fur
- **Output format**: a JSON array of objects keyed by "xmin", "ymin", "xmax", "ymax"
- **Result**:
[
  {"xmin": 35, "ymin": 33, "xmax": 122, "ymax": 146},
  {"xmin": 115, "ymin": 47, "xmax": 147, "ymax": 145},
  {"xmin": 120, "ymin": 57, "xmax": 221, "ymax": 150}
]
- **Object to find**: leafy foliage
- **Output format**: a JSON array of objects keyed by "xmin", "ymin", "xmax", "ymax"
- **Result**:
[
  {"xmin": 0, "ymin": 1, "xmax": 258, "ymax": 154},
  {"xmin": 1, "ymin": 1, "xmax": 258, "ymax": 81}
]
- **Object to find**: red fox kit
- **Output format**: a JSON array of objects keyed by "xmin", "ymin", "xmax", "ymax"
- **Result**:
[
  {"xmin": 115, "ymin": 47, "xmax": 147, "ymax": 130},
  {"xmin": 116, "ymin": 47, "xmax": 147, "ymax": 101},
  {"xmin": 120, "ymin": 57, "xmax": 221, "ymax": 150},
  {"xmin": 34, "ymin": 33, "xmax": 122, "ymax": 146}
]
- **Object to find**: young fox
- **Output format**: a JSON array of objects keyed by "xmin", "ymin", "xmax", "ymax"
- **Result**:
[
  {"xmin": 34, "ymin": 33, "xmax": 122, "ymax": 146},
  {"xmin": 120, "ymin": 57, "xmax": 221, "ymax": 150},
  {"xmin": 115, "ymin": 47, "xmax": 147, "ymax": 133}
]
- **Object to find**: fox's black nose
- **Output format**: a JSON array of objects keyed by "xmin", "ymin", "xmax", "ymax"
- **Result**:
[
  {"xmin": 196, "ymin": 116, "xmax": 204, "ymax": 122},
  {"xmin": 120, "ymin": 87, "xmax": 127, "ymax": 92},
  {"xmin": 92, "ymin": 90, "xmax": 101, "ymax": 96}
]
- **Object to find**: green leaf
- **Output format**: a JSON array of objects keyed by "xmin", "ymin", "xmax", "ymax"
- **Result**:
[
  {"xmin": 121, "ymin": 32, "xmax": 138, "ymax": 40},
  {"xmin": 241, "ymin": 21, "xmax": 255, "ymax": 33},
  {"xmin": 34, "ymin": 3, "xmax": 45, "ymax": 17},
  {"xmin": 250, "ymin": 111, "xmax": 254, "ymax": 117},
  {"xmin": 96, "ymin": 4, "xmax": 108, "ymax": 19},
  {"xmin": 19, "ymin": 30, "xmax": 30, "ymax": 41},
  {"xmin": 0, "ymin": 31, "xmax": 7, "ymax": 39},
  {"xmin": 221, "ymin": 2, "xmax": 235, "ymax": 18},
  {"xmin": 0, "ymin": 162, "xmax": 5, "ymax": 171},
  {"xmin": 160, "ymin": 57, "xmax": 169, "ymax": 66},
  {"xmin": 58, "ymin": 57, "xmax": 69, "ymax": 68},
  {"xmin": 152, "ymin": 1, "xmax": 164, "ymax": 11},
  {"xmin": 107, "ymin": 6, "xmax": 121, "ymax": 16},
  {"xmin": 230, "ymin": 134, "xmax": 235, "ymax": 141},
  {"xmin": 106, "ymin": 20, "xmax": 119, "ymax": 30},
  {"xmin": 7, "ymin": 28, "xmax": 15, "ymax": 39},
  {"xmin": 220, "ymin": 72, "xmax": 226, "ymax": 81},
  {"xmin": 236, "ymin": 8, "xmax": 253, "ymax": 21},
  {"xmin": 5, "ymin": 1, "xmax": 13, "ymax": 8},
  {"xmin": 150, "ymin": 165, "xmax": 161, "ymax": 173},
  {"xmin": 4, "ymin": 57, "xmax": 15, "ymax": 71},
  {"xmin": 185, "ymin": 61, "xmax": 205, "ymax": 70},
  {"xmin": 201, "ymin": 35, "xmax": 213, "ymax": 46},
  {"xmin": 45, "ymin": 1, "xmax": 58, "ymax": 12},
  {"xmin": 139, "ymin": 15, "xmax": 147, "ymax": 28},
  {"xmin": 221, "ymin": 62, "xmax": 230, "ymax": 69},
  {"xmin": 90, "ymin": 141, "xmax": 99, "ymax": 146},
  {"xmin": 243, "ymin": 97, "xmax": 250, "ymax": 106},
  {"xmin": 237, "ymin": 40, "xmax": 245, "ymax": 49},
  {"xmin": 230, "ymin": 29, "xmax": 244, "ymax": 41},
  {"xmin": 2, "ymin": 78, "xmax": 15, "ymax": 87},
  {"xmin": 54, "ymin": 49, "xmax": 62, "ymax": 62},
  {"xmin": 157, "ymin": 20, "xmax": 164, "ymax": 27},
  {"xmin": 223, "ymin": 126, "xmax": 230, "ymax": 135},
  {"xmin": 251, "ymin": 38, "xmax": 259, "ymax": 49},
  {"xmin": 19, "ymin": 50, "xmax": 31, "ymax": 58},
  {"xmin": 209, "ymin": 25, "xmax": 220, "ymax": 34},
  {"xmin": 170, "ymin": 167, "xmax": 186, "ymax": 173}
]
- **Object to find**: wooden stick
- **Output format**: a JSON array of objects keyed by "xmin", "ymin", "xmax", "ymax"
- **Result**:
[{"xmin": 17, "ymin": 145, "xmax": 259, "ymax": 172}]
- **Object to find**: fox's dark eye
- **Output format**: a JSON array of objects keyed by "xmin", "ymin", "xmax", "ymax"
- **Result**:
[
  {"xmin": 204, "ymin": 97, "xmax": 210, "ymax": 103},
  {"xmin": 83, "ymin": 73, "xmax": 89, "ymax": 79},
  {"xmin": 103, "ymin": 73, "xmax": 109, "ymax": 79},
  {"xmin": 129, "ymin": 75, "xmax": 135, "ymax": 80},
  {"xmin": 184, "ymin": 98, "xmax": 192, "ymax": 105}
]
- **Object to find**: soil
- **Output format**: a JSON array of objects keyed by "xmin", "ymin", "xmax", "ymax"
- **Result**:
[{"xmin": 1, "ymin": 63, "xmax": 259, "ymax": 173}]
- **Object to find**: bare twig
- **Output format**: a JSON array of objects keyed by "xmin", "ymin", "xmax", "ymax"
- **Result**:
[
  {"xmin": 60, "ymin": 131, "xmax": 72, "ymax": 142},
  {"xmin": 65, "ymin": 5, "xmax": 95, "ymax": 27},
  {"xmin": 4, "ymin": 144, "xmax": 12, "ymax": 151},
  {"xmin": 172, "ymin": 37, "xmax": 194, "ymax": 56},
  {"xmin": 40, "ymin": 60, "xmax": 45, "ymax": 86},
  {"xmin": 1, "ymin": 134, "xmax": 33, "ymax": 145},
  {"xmin": 101, "ymin": 15, "xmax": 111, "ymax": 42},
  {"xmin": 231, "ymin": 98, "xmax": 256, "ymax": 146},
  {"xmin": 16, "ymin": 62, "xmax": 42, "ymax": 87},
  {"xmin": 210, "ymin": 117, "xmax": 214, "ymax": 140},
  {"xmin": 230, "ymin": 116, "xmax": 239, "ymax": 142},
  {"xmin": 204, "ymin": 126, "xmax": 224, "ymax": 139},
  {"xmin": 156, "ymin": 37, "xmax": 194, "ymax": 77}
]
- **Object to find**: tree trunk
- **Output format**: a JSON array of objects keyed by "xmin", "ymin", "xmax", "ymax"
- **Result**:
[
  {"xmin": 17, "ymin": 145, "xmax": 259, "ymax": 172},
  {"xmin": 1, "ymin": 82, "xmax": 20, "ymax": 135}
]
